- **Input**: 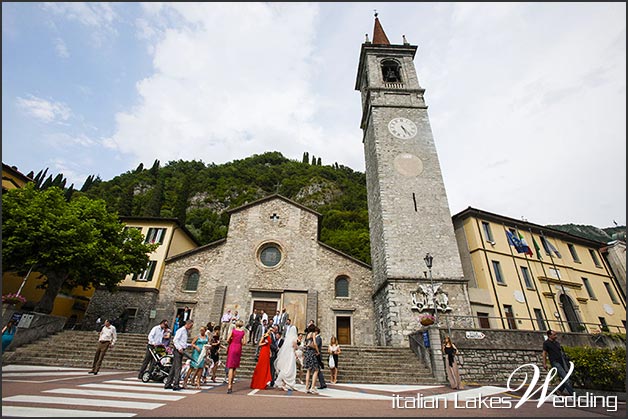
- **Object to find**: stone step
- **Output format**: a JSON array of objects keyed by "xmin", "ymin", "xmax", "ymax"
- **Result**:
[{"xmin": 3, "ymin": 330, "xmax": 438, "ymax": 385}]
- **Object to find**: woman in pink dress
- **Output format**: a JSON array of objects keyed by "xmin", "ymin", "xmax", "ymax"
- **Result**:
[{"xmin": 225, "ymin": 319, "xmax": 246, "ymax": 393}]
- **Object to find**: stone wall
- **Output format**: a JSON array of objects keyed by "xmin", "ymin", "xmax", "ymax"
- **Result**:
[
  {"xmin": 438, "ymin": 328, "xmax": 625, "ymax": 385},
  {"xmin": 83, "ymin": 287, "xmax": 158, "ymax": 333},
  {"xmin": 1, "ymin": 307, "xmax": 66, "ymax": 353}
]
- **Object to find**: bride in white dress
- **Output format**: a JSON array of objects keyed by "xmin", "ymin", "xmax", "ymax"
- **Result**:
[{"xmin": 274, "ymin": 326, "xmax": 298, "ymax": 390}]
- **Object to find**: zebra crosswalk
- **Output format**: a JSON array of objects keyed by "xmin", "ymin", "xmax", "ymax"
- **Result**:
[{"xmin": 1, "ymin": 366, "xmax": 218, "ymax": 417}]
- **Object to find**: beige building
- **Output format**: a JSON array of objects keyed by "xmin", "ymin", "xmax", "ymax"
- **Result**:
[
  {"xmin": 84, "ymin": 217, "xmax": 199, "ymax": 332},
  {"xmin": 453, "ymin": 207, "xmax": 626, "ymax": 334},
  {"xmin": 155, "ymin": 195, "xmax": 375, "ymax": 345},
  {"xmin": 2, "ymin": 163, "xmax": 32, "ymax": 191}
]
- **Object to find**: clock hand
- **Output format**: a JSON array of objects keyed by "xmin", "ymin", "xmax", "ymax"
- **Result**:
[{"xmin": 401, "ymin": 125, "xmax": 409, "ymax": 135}]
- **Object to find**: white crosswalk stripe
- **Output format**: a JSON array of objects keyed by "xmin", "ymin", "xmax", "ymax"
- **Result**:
[
  {"xmin": 1, "ymin": 365, "xmax": 204, "ymax": 417},
  {"xmin": 0, "ymin": 406, "xmax": 136, "ymax": 417}
]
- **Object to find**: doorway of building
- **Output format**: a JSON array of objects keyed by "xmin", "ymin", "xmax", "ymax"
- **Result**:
[
  {"xmin": 253, "ymin": 300, "xmax": 278, "ymax": 321},
  {"xmin": 336, "ymin": 316, "xmax": 351, "ymax": 345},
  {"xmin": 560, "ymin": 294, "xmax": 581, "ymax": 332}
]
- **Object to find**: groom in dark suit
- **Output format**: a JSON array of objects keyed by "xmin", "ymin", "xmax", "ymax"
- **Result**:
[{"xmin": 268, "ymin": 325, "xmax": 280, "ymax": 388}]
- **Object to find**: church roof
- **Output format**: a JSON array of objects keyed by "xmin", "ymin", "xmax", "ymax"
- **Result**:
[
  {"xmin": 372, "ymin": 14, "xmax": 391, "ymax": 45},
  {"xmin": 227, "ymin": 193, "xmax": 321, "ymax": 218}
]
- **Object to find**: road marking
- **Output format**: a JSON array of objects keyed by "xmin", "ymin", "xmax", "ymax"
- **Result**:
[
  {"xmin": 2, "ymin": 365, "xmax": 89, "ymax": 372},
  {"xmin": 2, "ymin": 371, "xmax": 118, "ymax": 377},
  {"xmin": 332, "ymin": 383, "xmax": 443, "ymax": 393},
  {"xmin": 3, "ymin": 395, "xmax": 164, "ymax": 410},
  {"xmin": 81, "ymin": 383, "xmax": 201, "ymax": 394},
  {"xmin": 44, "ymin": 388, "xmax": 186, "ymax": 401},
  {"xmin": 0, "ymin": 406, "xmax": 136, "ymax": 417}
]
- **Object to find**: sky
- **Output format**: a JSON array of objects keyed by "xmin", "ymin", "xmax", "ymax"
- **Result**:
[{"xmin": 2, "ymin": 2, "xmax": 626, "ymax": 228}]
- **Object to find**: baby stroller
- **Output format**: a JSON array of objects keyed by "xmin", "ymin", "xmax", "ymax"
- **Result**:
[{"xmin": 141, "ymin": 345, "xmax": 173, "ymax": 383}]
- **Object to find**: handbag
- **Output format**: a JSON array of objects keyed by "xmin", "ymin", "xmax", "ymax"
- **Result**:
[{"xmin": 328, "ymin": 354, "xmax": 335, "ymax": 369}]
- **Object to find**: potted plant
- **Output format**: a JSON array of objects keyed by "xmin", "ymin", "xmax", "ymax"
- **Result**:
[
  {"xmin": 2, "ymin": 293, "xmax": 26, "ymax": 306},
  {"xmin": 419, "ymin": 313, "xmax": 436, "ymax": 326}
]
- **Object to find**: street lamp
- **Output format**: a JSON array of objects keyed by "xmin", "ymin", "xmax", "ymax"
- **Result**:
[{"xmin": 423, "ymin": 253, "xmax": 437, "ymax": 324}]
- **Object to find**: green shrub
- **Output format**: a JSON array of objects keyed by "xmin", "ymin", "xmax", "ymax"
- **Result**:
[{"xmin": 563, "ymin": 346, "xmax": 626, "ymax": 391}]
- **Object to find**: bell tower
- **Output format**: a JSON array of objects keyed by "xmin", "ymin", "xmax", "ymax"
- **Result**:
[{"xmin": 356, "ymin": 15, "xmax": 472, "ymax": 346}]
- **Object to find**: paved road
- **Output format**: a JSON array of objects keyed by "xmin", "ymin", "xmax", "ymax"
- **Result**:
[{"xmin": 2, "ymin": 365, "xmax": 624, "ymax": 417}]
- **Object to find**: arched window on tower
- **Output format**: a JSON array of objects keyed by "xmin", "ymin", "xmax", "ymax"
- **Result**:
[
  {"xmin": 335, "ymin": 276, "xmax": 350, "ymax": 298},
  {"xmin": 183, "ymin": 269, "xmax": 200, "ymax": 292},
  {"xmin": 381, "ymin": 59, "xmax": 402, "ymax": 83}
]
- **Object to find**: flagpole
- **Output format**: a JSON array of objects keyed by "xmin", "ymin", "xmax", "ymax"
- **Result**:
[
  {"xmin": 502, "ymin": 224, "xmax": 535, "ymax": 330},
  {"xmin": 16, "ymin": 263, "xmax": 36, "ymax": 296}
]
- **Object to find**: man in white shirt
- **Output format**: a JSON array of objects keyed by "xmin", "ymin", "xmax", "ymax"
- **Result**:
[
  {"xmin": 272, "ymin": 310, "xmax": 281, "ymax": 326},
  {"xmin": 89, "ymin": 319, "xmax": 117, "ymax": 375},
  {"xmin": 261, "ymin": 309, "xmax": 268, "ymax": 324},
  {"xmin": 138, "ymin": 319, "xmax": 168, "ymax": 379},
  {"xmin": 220, "ymin": 309, "xmax": 232, "ymax": 341},
  {"xmin": 164, "ymin": 319, "xmax": 194, "ymax": 391}
]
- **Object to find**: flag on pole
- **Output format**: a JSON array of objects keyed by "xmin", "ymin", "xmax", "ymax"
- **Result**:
[
  {"xmin": 532, "ymin": 237, "xmax": 542, "ymax": 260},
  {"xmin": 546, "ymin": 240, "xmax": 562, "ymax": 258},
  {"xmin": 506, "ymin": 230, "xmax": 532, "ymax": 256},
  {"xmin": 517, "ymin": 232, "xmax": 534, "ymax": 257}
]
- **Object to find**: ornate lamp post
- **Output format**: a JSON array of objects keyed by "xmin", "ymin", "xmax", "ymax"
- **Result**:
[{"xmin": 423, "ymin": 253, "xmax": 437, "ymax": 325}]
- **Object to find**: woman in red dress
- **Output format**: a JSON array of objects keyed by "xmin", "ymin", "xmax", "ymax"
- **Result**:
[{"xmin": 250, "ymin": 330, "xmax": 272, "ymax": 389}]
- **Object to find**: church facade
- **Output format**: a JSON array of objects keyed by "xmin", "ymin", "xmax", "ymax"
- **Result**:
[{"xmin": 155, "ymin": 195, "xmax": 376, "ymax": 346}]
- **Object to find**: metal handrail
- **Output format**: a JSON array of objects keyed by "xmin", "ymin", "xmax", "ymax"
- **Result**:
[{"xmin": 438, "ymin": 313, "xmax": 626, "ymax": 334}]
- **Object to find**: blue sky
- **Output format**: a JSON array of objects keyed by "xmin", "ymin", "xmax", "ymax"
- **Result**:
[{"xmin": 2, "ymin": 3, "xmax": 626, "ymax": 228}]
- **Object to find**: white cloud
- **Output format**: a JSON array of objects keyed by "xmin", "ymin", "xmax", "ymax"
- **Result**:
[
  {"xmin": 16, "ymin": 95, "xmax": 72, "ymax": 123},
  {"xmin": 54, "ymin": 37, "xmax": 69, "ymax": 58},
  {"xmin": 42, "ymin": 2, "xmax": 116, "ymax": 28},
  {"xmin": 106, "ymin": 4, "xmax": 325, "ymax": 166}
]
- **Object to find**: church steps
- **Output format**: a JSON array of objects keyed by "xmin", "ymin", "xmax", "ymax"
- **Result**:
[{"xmin": 2, "ymin": 330, "xmax": 439, "ymax": 384}]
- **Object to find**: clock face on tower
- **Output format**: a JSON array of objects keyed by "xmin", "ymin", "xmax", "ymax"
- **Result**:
[{"xmin": 388, "ymin": 117, "xmax": 417, "ymax": 139}]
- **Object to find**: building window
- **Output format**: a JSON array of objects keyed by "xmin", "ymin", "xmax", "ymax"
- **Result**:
[
  {"xmin": 521, "ymin": 266, "xmax": 534, "ymax": 289},
  {"xmin": 534, "ymin": 308, "xmax": 546, "ymax": 330},
  {"xmin": 548, "ymin": 267, "xmax": 561, "ymax": 279},
  {"xmin": 335, "ymin": 276, "xmax": 349, "ymax": 298},
  {"xmin": 582, "ymin": 277, "xmax": 596, "ymax": 299},
  {"xmin": 184, "ymin": 270, "xmax": 200, "ymax": 291},
  {"xmin": 381, "ymin": 59, "xmax": 401, "ymax": 83},
  {"xmin": 477, "ymin": 312, "xmax": 490, "ymax": 329},
  {"xmin": 482, "ymin": 221, "xmax": 494, "ymax": 243},
  {"xmin": 144, "ymin": 227, "xmax": 166, "ymax": 245},
  {"xmin": 134, "ymin": 260, "xmax": 157, "ymax": 282},
  {"xmin": 504, "ymin": 305, "xmax": 517, "ymax": 329},
  {"xmin": 589, "ymin": 249, "xmax": 602, "ymax": 267},
  {"xmin": 604, "ymin": 282, "xmax": 619, "ymax": 304},
  {"xmin": 259, "ymin": 244, "xmax": 282, "ymax": 267},
  {"xmin": 568, "ymin": 244, "xmax": 580, "ymax": 263},
  {"xmin": 492, "ymin": 260, "xmax": 505, "ymax": 284},
  {"xmin": 598, "ymin": 317, "xmax": 609, "ymax": 332}
]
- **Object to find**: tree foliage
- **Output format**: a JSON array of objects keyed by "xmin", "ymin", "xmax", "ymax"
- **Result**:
[
  {"xmin": 80, "ymin": 151, "xmax": 372, "ymax": 263},
  {"xmin": 2, "ymin": 184, "xmax": 158, "ymax": 314}
]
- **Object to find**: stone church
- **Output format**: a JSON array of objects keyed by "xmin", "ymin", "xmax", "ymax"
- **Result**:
[{"xmin": 153, "ymin": 15, "xmax": 472, "ymax": 347}]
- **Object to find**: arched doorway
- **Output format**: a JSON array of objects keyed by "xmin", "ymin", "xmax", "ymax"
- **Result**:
[{"xmin": 560, "ymin": 294, "xmax": 581, "ymax": 332}]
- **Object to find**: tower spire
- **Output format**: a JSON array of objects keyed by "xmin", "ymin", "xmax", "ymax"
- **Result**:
[{"xmin": 372, "ymin": 11, "xmax": 391, "ymax": 45}]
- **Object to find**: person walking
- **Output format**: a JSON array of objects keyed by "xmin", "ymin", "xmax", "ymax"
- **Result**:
[
  {"xmin": 275, "ymin": 325, "xmax": 298, "ymax": 391},
  {"xmin": 225, "ymin": 319, "xmax": 246, "ymax": 394},
  {"xmin": 2, "ymin": 319, "xmax": 18, "ymax": 353},
  {"xmin": 542, "ymin": 329, "xmax": 574, "ymax": 396},
  {"xmin": 164, "ymin": 319, "xmax": 194, "ymax": 391},
  {"xmin": 442, "ymin": 336, "xmax": 464, "ymax": 390},
  {"xmin": 208, "ymin": 326, "xmax": 224, "ymax": 382},
  {"xmin": 88, "ymin": 319, "xmax": 117, "ymax": 375},
  {"xmin": 138, "ymin": 319, "xmax": 168, "ymax": 379},
  {"xmin": 328, "ymin": 335, "xmax": 341, "ymax": 384},
  {"xmin": 303, "ymin": 330, "xmax": 320, "ymax": 394},
  {"xmin": 314, "ymin": 326, "xmax": 327, "ymax": 389},
  {"xmin": 250, "ymin": 329, "xmax": 272, "ymax": 389},
  {"xmin": 183, "ymin": 326, "xmax": 210, "ymax": 389}
]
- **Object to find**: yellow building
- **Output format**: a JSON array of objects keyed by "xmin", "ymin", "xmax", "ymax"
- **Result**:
[
  {"xmin": 2, "ymin": 162, "xmax": 32, "ymax": 191},
  {"xmin": 452, "ymin": 207, "xmax": 626, "ymax": 334},
  {"xmin": 83, "ymin": 217, "xmax": 200, "ymax": 332}
]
